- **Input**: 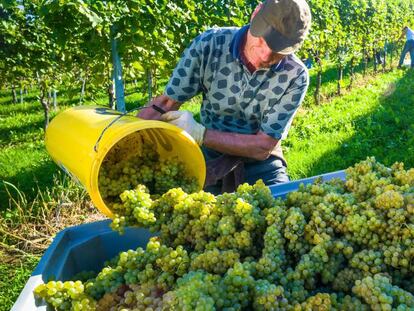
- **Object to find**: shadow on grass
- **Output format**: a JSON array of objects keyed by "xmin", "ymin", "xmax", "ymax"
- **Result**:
[
  {"xmin": 0, "ymin": 102, "xmax": 43, "ymax": 116},
  {"xmin": 0, "ymin": 119, "xmax": 45, "ymax": 145},
  {"xmin": 0, "ymin": 94, "xmax": 41, "ymax": 105},
  {"xmin": 308, "ymin": 68, "xmax": 414, "ymax": 176},
  {"xmin": 0, "ymin": 159, "xmax": 59, "ymax": 211}
]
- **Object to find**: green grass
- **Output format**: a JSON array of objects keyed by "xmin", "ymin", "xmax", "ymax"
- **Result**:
[
  {"xmin": 0, "ymin": 98, "xmax": 60, "ymax": 209},
  {"xmin": 0, "ymin": 257, "xmax": 39, "ymax": 311},
  {"xmin": 285, "ymin": 68, "xmax": 414, "ymax": 179}
]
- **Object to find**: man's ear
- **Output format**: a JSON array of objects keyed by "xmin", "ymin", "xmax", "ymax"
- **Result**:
[{"xmin": 250, "ymin": 2, "xmax": 263, "ymax": 22}]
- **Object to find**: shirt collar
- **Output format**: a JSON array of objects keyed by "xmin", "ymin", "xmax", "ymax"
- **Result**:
[
  {"xmin": 230, "ymin": 24, "xmax": 249, "ymax": 61},
  {"xmin": 229, "ymin": 24, "xmax": 285, "ymax": 73}
]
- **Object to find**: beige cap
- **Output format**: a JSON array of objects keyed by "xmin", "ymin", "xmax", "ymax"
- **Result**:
[{"xmin": 250, "ymin": 0, "xmax": 311, "ymax": 55}]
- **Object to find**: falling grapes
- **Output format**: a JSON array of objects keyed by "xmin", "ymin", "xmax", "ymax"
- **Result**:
[{"xmin": 35, "ymin": 157, "xmax": 414, "ymax": 310}]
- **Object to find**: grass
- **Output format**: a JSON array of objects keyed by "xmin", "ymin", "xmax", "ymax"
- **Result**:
[
  {"xmin": 0, "ymin": 174, "xmax": 103, "ymax": 311},
  {"xmin": 0, "ymin": 256, "xmax": 39, "ymax": 310},
  {"xmin": 0, "ymin": 96, "xmax": 62, "ymax": 208},
  {"xmin": 285, "ymin": 67, "xmax": 414, "ymax": 179}
]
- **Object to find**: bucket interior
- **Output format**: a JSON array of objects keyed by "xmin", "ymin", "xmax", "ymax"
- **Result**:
[{"xmin": 96, "ymin": 127, "xmax": 204, "ymax": 211}]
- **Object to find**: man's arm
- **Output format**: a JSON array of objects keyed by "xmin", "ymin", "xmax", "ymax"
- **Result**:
[
  {"xmin": 204, "ymin": 65, "xmax": 309, "ymax": 161},
  {"xmin": 398, "ymin": 29, "xmax": 406, "ymax": 41},
  {"xmin": 160, "ymin": 110, "xmax": 278, "ymax": 160},
  {"xmin": 203, "ymin": 130, "xmax": 278, "ymax": 161},
  {"xmin": 137, "ymin": 95, "xmax": 180, "ymax": 120}
]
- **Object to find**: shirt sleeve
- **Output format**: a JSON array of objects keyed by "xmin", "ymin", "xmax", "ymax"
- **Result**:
[
  {"xmin": 164, "ymin": 33, "xmax": 205, "ymax": 103},
  {"xmin": 261, "ymin": 69, "xmax": 309, "ymax": 140}
]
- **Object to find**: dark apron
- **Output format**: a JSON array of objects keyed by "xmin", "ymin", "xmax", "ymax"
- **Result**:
[{"xmin": 202, "ymin": 146, "xmax": 289, "ymax": 194}]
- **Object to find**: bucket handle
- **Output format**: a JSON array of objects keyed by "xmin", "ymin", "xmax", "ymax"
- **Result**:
[{"xmin": 94, "ymin": 105, "xmax": 166, "ymax": 153}]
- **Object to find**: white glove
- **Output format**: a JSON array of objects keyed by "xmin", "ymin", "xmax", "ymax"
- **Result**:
[{"xmin": 160, "ymin": 110, "xmax": 206, "ymax": 145}]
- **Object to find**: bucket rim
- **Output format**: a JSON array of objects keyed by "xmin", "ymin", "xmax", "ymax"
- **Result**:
[{"xmin": 89, "ymin": 119, "xmax": 206, "ymax": 218}]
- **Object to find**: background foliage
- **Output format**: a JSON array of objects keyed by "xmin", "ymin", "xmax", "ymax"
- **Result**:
[{"xmin": 1, "ymin": 0, "xmax": 414, "ymax": 118}]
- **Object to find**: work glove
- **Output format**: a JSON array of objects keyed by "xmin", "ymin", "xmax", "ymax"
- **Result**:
[{"xmin": 160, "ymin": 110, "xmax": 206, "ymax": 145}]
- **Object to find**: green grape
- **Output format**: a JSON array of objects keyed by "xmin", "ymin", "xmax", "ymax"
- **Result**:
[
  {"xmin": 34, "ymin": 280, "xmax": 96, "ymax": 311},
  {"xmin": 284, "ymin": 207, "xmax": 309, "ymax": 255},
  {"xmin": 353, "ymin": 274, "xmax": 414, "ymax": 310},
  {"xmin": 253, "ymin": 279, "xmax": 287, "ymax": 310},
  {"xmin": 294, "ymin": 292, "xmax": 332, "ymax": 310},
  {"xmin": 98, "ymin": 133, "xmax": 199, "ymax": 214},
  {"xmin": 332, "ymin": 268, "xmax": 364, "ymax": 292},
  {"xmin": 349, "ymin": 249, "xmax": 385, "ymax": 274},
  {"xmin": 217, "ymin": 262, "xmax": 255, "ymax": 310},
  {"xmin": 330, "ymin": 293, "xmax": 369, "ymax": 310},
  {"xmin": 190, "ymin": 248, "xmax": 240, "ymax": 274},
  {"xmin": 166, "ymin": 271, "xmax": 219, "ymax": 310}
]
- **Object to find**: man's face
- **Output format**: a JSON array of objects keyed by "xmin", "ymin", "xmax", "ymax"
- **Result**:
[{"xmin": 250, "ymin": 36, "xmax": 285, "ymax": 68}]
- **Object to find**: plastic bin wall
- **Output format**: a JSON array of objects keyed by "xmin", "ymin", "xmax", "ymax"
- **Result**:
[{"xmin": 11, "ymin": 170, "xmax": 345, "ymax": 310}]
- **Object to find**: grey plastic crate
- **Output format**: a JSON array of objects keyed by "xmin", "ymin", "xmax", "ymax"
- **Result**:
[
  {"xmin": 12, "ymin": 170, "xmax": 345, "ymax": 310},
  {"xmin": 11, "ymin": 221, "xmax": 156, "ymax": 311},
  {"xmin": 268, "ymin": 169, "xmax": 345, "ymax": 198}
]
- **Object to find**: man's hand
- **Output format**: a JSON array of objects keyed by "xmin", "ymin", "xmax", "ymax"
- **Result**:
[
  {"xmin": 137, "ymin": 95, "xmax": 179, "ymax": 120},
  {"xmin": 160, "ymin": 111, "xmax": 206, "ymax": 145}
]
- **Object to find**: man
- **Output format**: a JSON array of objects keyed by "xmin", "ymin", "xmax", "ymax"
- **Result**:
[
  {"xmin": 398, "ymin": 26, "xmax": 414, "ymax": 68},
  {"xmin": 138, "ymin": 0, "xmax": 311, "ymax": 193}
]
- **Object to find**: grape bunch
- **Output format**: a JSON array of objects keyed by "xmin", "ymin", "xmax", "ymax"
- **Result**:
[
  {"xmin": 34, "ymin": 281, "xmax": 96, "ymax": 311},
  {"xmin": 35, "ymin": 157, "xmax": 414, "ymax": 310},
  {"xmin": 98, "ymin": 132, "xmax": 199, "ymax": 207}
]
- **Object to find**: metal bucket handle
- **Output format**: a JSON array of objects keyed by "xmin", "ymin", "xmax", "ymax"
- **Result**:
[{"xmin": 93, "ymin": 105, "xmax": 166, "ymax": 153}]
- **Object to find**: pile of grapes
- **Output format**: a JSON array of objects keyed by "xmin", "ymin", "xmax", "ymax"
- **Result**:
[
  {"xmin": 98, "ymin": 132, "xmax": 199, "ymax": 205},
  {"xmin": 35, "ymin": 158, "xmax": 414, "ymax": 310}
]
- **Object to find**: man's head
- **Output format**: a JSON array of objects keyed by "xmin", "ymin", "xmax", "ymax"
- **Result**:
[
  {"xmin": 250, "ymin": 0, "xmax": 311, "ymax": 55},
  {"xmin": 403, "ymin": 26, "xmax": 408, "ymax": 32}
]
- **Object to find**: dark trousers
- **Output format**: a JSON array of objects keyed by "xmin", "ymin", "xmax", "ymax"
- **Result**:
[
  {"xmin": 203, "ymin": 147, "xmax": 289, "ymax": 194},
  {"xmin": 398, "ymin": 40, "xmax": 414, "ymax": 68}
]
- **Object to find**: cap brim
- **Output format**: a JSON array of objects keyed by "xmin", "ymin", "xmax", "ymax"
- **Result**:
[{"xmin": 250, "ymin": 10, "xmax": 302, "ymax": 55}]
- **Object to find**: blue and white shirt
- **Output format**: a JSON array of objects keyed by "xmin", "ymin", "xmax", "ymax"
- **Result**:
[
  {"xmin": 164, "ymin": 25, "xmax": 309, "ymax": 141},
  {"xmin": 406, "ymin": 27, "xmax": 414, "ymax": 41}
]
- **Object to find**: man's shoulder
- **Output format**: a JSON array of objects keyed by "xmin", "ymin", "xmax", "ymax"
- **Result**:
[
  {"xmin": 196, "ymin": 27, "xmax": 240, "ymax": 44},
  {"xmin": 284, "ymin": 54, "xmax": 309, "ymax": 77}
]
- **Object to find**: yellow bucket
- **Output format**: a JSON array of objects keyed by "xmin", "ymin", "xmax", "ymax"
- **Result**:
[{"xmin": 45, "ymin": 106, "xmax": 206, "ymax": 218}]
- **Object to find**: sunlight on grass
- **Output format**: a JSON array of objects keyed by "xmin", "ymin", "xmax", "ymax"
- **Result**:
[
  {"xmin": 285, "ymin": 69, "xmax": 411, "ymax": 179},
  {"xmin": 0, "ymin": 257, "xmax": 39, "ymax": 311}
]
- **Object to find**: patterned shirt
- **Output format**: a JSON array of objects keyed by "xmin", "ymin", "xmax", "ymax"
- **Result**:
[
  {"xmin": 164, "ymin": 25, "xmax": 309, "ymax": 140},
  {"xmin": 407, "ymin": 27, "xmax": 414, "ymax": 41}
]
